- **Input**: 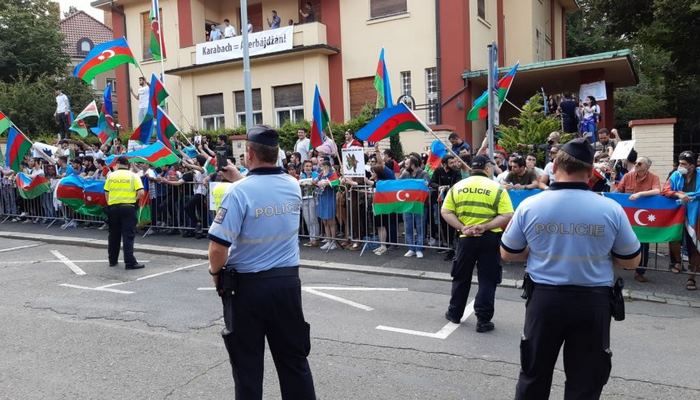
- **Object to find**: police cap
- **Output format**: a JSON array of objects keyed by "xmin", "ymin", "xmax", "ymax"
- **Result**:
[
  {"xmin": 116, "ymin": 156, "xmax": 130, "ymax": 166},
  {"xmin": 247, "ymin": 125, "xmax": 279, "ymax": 147},
  {"xmin": 561, "ymin": 138, "xmax": 594, "ymax": 165},
  {"xmin": 471, "ymin": 155, "xmax": 493, "ymax": 170}
]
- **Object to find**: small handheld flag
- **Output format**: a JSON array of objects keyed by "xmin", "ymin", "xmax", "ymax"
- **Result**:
[
  {"xmin": 70, "ymin": 101, "xmax": 99, "ymax": 138},
  {"xmin": 310, "ymin": 85, "xmax": 330, "ymax": 148},
  {"xmin": 355, "ymin": 103, "xmax": 426, "ymax": 143},
  {"xmin": 424, "ymin": 140, "xmax": 447, "ymax": 177},
  {"xmin": 467, "ymin": 63, "xmax": 519, "ymax": 121},
  {"xmin": 5, "ymin": 127, "xmax": 33, "ymax": 172}
]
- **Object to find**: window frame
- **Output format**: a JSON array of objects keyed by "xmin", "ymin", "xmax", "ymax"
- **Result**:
[
  {"xmin": 201, "ymin": 115, "xmax": 226, "ymax": 131},
  {"xmin": 273, "ymin": 83, "xmax": 304, "ymax": 127},
  {"xmin": 234, "ymin": 89, "xmax": 263, "ymax": 127},
  {"xmin": 477, "ymin": 0, "xmax": 486, "ymax": 20},
  {"xmin": 425, "ymin": 67, "xmax": 438, "ymax": 124},
  {"xmin": 400, "ymin": 71, "xmax": 412, "ymax": 97},
  {"xmin": 369, "ymin": 0, "xmax": 408, "ymax": 20}
]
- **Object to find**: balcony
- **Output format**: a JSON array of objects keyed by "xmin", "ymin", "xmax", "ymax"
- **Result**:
[{"xmin": 168, "ymin": 22, "xmax": 338, "ymax": 75}]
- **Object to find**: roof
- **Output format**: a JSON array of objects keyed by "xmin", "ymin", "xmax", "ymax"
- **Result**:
[{"xmin": 60, "ymin": 10, "xmax": 113, "ymax": 58}]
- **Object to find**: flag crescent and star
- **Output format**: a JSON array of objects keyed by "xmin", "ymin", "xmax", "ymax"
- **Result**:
[
  {"xmin": 633, "ymin": 209, "xmax": 655, "ymax": 226},
  {"xmin": 396, "ymin": 190, "xmax": 410, "ymax": 202},
  {"xmin": 98, "ymin": 49, "xmax": 115, "ymax": 62}
]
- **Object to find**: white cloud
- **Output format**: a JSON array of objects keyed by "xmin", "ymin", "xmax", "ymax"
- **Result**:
[{"xmin": 54, "ymin": 0, "xmax": 104, "ymax": 23}]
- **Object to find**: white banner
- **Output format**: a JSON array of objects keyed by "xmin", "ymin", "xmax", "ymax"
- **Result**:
[
  {"xmin": 32, "ymin": 142, "xmax": 58, "ymax": 158},
  {"xmin": 196, "ymin": 26, "xmax": 294, "ymax": 65},
  {"xmin": 341, "ymin": 147, "xmax": 366, "ymax": 178},
  {"xmin": 579, "ymin": 80, "xmax": 607, "ymax": 101},
  {"xmin": 610, "ymin": 140, "xmax": 635, "ymax": 160}
]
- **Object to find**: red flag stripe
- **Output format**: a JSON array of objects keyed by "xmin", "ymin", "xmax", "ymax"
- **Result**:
[
  {"xmin": 366, "ymin": 113, "xmax": 421, "ymax": 142},
  {"xmin": 77, "ymin": 47, "xmax": 133, "ymax": 79},
  {"xmin": 623, "ymin": 207, "xmax": 685, "ymax": 228},
  {"xmin": 374, "ymin": 190, "xmax": 429, "ymax": 204},
  {"xmin": 56, "ymin": 185, "xmax": 84, "ymax": 200}
]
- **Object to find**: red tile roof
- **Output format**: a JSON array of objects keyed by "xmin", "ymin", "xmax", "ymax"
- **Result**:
[{"xmin": 60, "ymin": 10, "xmax": 113, "ymax": 59}]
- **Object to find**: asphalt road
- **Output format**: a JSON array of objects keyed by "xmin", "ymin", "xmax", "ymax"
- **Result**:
[{"xmin": 1, "ymin": 238, "xmax": 699, "ymax": 399}]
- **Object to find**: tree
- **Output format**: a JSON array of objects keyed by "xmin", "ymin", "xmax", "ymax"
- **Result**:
[{"xmin": 0, "ymin": 0, "xmax": 70, "ymax": 82}]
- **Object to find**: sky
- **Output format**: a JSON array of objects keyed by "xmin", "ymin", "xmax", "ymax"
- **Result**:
[{"xmin": 54, "ymin": 0, "xmax": 104, "ymax": 22}]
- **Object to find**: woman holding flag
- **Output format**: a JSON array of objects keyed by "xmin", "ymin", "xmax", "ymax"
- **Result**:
[{"xmin": 314, "ymin": 161, "xmax": 339, "ymax": 250}]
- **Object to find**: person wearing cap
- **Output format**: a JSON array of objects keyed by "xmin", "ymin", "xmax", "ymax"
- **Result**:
[
  {"xmin": 207, "ymin": 125, "xmax": 316, "ymax": 399},
  {"xmin": 441, "ymin": 154, "xmax": 514, "ymax": 333},
  {"xmin": 104, "ymin": 156, "xmax": 145, "ymax": 270},
  {"xmin": 501, "ymin": 138, "xmax": 641, "ymax": 399},
  {"xmin": 662, "ymin": 150, "xmax": 700, "ymax": 290}
]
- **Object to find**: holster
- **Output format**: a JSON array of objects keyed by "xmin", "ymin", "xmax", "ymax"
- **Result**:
[
  {"xmin": 218, "ymin": 266, "xmax": 238, "ymax": 334},
  {"xmin": 521, "ymin": 273, "xmax": 534, "ymax": 305},
  {"xmin": 610, "ymin": 277, "xmax": 625, "ymax": 321}
]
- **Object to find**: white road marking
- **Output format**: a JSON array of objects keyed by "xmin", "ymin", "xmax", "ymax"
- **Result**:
[
  {"xmin": 94, "ymin": 261, "xmax": 208, "ymax": 290},
  {"xmin": 197, "ymin": 287, "xmax": 216, "ymax": 291},
  {"xmin": 303, "ymin": 287, "xmax": 375, "ymax": 311},
  {"xmin": 0, "ymin": 260, "xmax": 151, "ymax": 265},
  {"xmin": 0, "ymin": 243, "xmax": 41, "ymax": 253},
  {"xmin": 59, "ymin": 283, "xmax": 133, "ymax": 294},
  {"xmin": 51, "ymin": 250, "xmax": 86, "ymax": 276},
  {"xmin": 375, "ymin": 300, "xmax": 475, "ymax": 340},
  {"xmin": 303, "ymin": 287, "xmax": 409, "ymax": 292}
]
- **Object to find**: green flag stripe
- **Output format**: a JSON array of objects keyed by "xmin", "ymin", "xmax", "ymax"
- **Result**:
[
  {"xmin": 373, "ymin": 201, "xmax": 424, "ymax": 215},
  {"xmin": 82, "ymin": 55, "xmax": 136, "ymax": 83},
  {"xmin": 632, "ymin": 224, "xmax": 683, "ymax": 243}
]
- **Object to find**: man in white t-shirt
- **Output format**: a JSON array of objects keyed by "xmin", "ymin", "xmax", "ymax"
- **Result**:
[
  {"xmin": 294, "ymin": 128, "xmax": 311, "ymax": 162},
  {"xmin": 130, "ymin": 77, "xmax": 150, "ymax": 123},
  {"xmin": 277, "ymin": 147, "xmax": 287, "ymax": 168},
  {"xmin": 223, "ymin": 19, "xmax": 236, "ymax": 37}
]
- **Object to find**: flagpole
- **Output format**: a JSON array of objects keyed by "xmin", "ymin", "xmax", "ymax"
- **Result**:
[
  {"xmin": 403, "ymin": 105, "xmax": 469, "ymax": 169},
  {"xmin": 503, "ymin": 98, "xmax": 524, "ymax": 114},
  {"xmin": 155, "ymin": 0, "xmax": 166, "ymax": 83}
]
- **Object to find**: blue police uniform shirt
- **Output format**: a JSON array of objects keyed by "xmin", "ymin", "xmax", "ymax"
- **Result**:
[
  {"xmin": 208, "ymin": 167, "xmax": 302, "ymax": 273},
  {"xmin": 501, "ymin": 182, "xmax": 640, "ymax": 287}
]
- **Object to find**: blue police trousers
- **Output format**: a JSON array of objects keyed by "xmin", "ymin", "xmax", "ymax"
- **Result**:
[
  {"xmin": 107, "ymin": 204, "xmax": 137, "ymax": 266},
  {"xmin": 447, "ymin": 232, "xmax": 502, "ymax": 322}
]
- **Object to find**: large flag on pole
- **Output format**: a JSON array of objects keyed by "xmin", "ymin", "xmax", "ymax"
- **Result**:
[
  {"xmin": 69, "ymin": 101, "xmax": 99, "ymax": 138},
  {"xmin": 155, "ymin": 106, "xmax": 178, "ymax": 149},
  {"xmin": 150, "ymin": 0, "xmax": 166, "ymax": 60},
  {"xmin": 355, "ymin": 103, "xmax": 427, "ymax": 143},
  {"xmin": 4, "ymin": 127, "xmax": 33, "ymax": 172},
  {"xmin": 0, "ymin": 111, "xmax": 11, "ymax": 135},
  {"xmin": 91, "ymin": 84, "xmax": 117, "ymax": 143},
  {"xmin": 374, "ymin": 48, "xmax": 393, "ymax": 109},
  {"xmin": 130, "ymin": 112, "xmax": 155, "ymax": 144},
  {"xmin": 310, "ymin": 85, "xmax": 330, "ymax": 148},
  {"xmin": 73, "ymin": 37, "xmax": 137, "ymax": 83},
  {"xmin": 149, "ymin": 73, "xmax": 169, "ymax": 116},
  {"xmin": 467, "ymin": 63, "xmax": 520, "ymax": 121},
  {"xmin": 104, "ymin": 141, "xmax": 180, "ymax": 168}
]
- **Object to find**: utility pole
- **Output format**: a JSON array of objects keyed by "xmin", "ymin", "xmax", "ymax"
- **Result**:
[
  {"xmin": 240, "ymin": 0, "xmax": 253, "ymax": 131},
  {"xmin": 486, "ymin": 42, "xmax": 498, "ymax": 159}
]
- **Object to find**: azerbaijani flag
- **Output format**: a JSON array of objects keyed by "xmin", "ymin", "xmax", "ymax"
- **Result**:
[
  {"xmin": 130, "ymin": 111, "xmax": 155, "ymax": 144},
  {"xmin": 70, "ymin": 100, "xmax": 99, "ymax": 138},
  {"xmin": 374, "ymin": 48, "xmax": 393, "ymax": 109},
  {"xmin": 374, "ymin": 179, "xmax": 429, "ymax": 215},
  {"xmin": 91, "ymin": 83, "xmax": 118, "ymax": 143},
  {"xmin": 467, "ymin": 63, "xmax": 520, "ymax": 121},
  {"xmin": 15, "ymin": 173, "xmax": 51, "ymax": 199},
  {"xmin": 149, "ymin": 0, "xmax": 166, "ymax": 60},
  {"xmin": 425, "ymin": 140, "xmax": 447, "ymax": 177},
  {"xmin": 155, "ymin": 106, "xmax": 178, "ymax": 149},
  {"xmin": 0, "ymin": 111, "xmax": 11, "ymax": 135},
  {"xmin": 204, "ymin": 157, "xmax": 217, "ymax": 175},
  {"xmin": 149, "ymin": 74, "xmax": 169, "ymax": 116},
  {"xmin": 604, "ymin": 193, "xmax": 684, "ymax": 243},
  {"xmin": 4, "ymin": 127, "xmax": 32, "ymax": 172},
  {"xmin": 355, "ymin": 103, "xmax": 427, "ymax": 143},
  {"xmin": 327, "ymin": 171, "xmax": 340, "ymax": 188},
  {"xmin": 310, "ymin": 85, "xmax": 329, "ymax": 148},
  {"xmin": 56, "ymin": 175, "xmax": 107, "ymax": 217},
  {"xmin": 105, "ymin": 141, "xmax": 179, "ymax": 168},
  {"xmin": 73, "ymin": 37, "xmax": 137, "ymax": 83}
]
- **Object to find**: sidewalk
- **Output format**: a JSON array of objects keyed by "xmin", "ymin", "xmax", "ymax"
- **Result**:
[{"xmin": 1, "ymin": 220, "xmax": 699, "ymax": 307}]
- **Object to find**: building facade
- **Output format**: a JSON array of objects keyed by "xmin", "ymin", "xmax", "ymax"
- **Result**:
[
  {"xmin": 60, "ymin": 10, "xmax": 118, "ymax": 117},
  {"xmin": 92, "ymin": 0, "xmax": 635, "ymax": 150}
]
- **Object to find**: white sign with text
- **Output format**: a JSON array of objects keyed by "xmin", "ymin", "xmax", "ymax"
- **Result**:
[
  {"xmin": 195, "ymin": 26, "xmax": 294, "ymax": 65},
  {"xmin": 611, "ymin": 140, "xmax": 635, "ymax": 160},
  {"xmin": 342, "ymin": 147, "xmax": 366, "ymax": 178},
  {"xmin": 579, "ymin": 80, "xmax": 607, "ymax": 101}
]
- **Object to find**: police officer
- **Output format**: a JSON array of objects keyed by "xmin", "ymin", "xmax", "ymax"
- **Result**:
[
  {"xmin": 207, "ymin": 125, "xmax": 316, "ymax": 400},
  {"xmin": 104, "ymin": 156, "xmax": 145, "ymax": 269},
  {"xmin": 441, "ymin": 155, "xmax": 514, "ymax": 332},
  {"xmin": 501, "ymin": 139, "xmax": 641, "ymax": 399}
]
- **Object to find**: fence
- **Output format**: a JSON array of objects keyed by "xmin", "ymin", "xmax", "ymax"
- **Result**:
[{"xmin": 0, "ymin": 178, "xmax": 697, "ymax": 275}]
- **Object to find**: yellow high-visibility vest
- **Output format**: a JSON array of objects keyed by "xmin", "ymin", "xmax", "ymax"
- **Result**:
[{"xmin": 104, "ymin": 169, "xmax": 143, "ymax": 205}]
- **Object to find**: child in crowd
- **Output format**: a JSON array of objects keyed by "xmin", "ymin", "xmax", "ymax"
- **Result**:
[
  {"xmin": 314, "ymin": 161, "xmax": 337, "ymax": 250},
  {"xmin": 299, "ymin": 160, "xmax": 320, "ymax": 247}
]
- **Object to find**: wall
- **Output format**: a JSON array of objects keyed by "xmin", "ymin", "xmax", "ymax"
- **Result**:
[
  {"xmin": 338, "ymin": 0, "xmax": 436, "ymax": 122},
  {"xmin": 553, "ymin": 1, "xmax": 563, "ymax": 59},
  {"xmin": 630, "ymin": 119, "xmax": 676, "ymax": 179},
  {"xmin": 470, "ymin": 0, "xmax": 498, "ymax": 71},
  {"xmin": 503, "ymin": 0, "xmax": 534, "ymax": 66}
]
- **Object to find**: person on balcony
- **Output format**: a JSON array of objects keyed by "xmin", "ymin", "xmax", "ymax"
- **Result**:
[
  {"xmin": 209, "ymin": 24, "xmax": 222, "ymax": 41},
  {"xmin": 299, "ymin": 2, "xmax": 315, "ymax": 23},
  {"xmin": 267, "ymin": 10, "xmax": 281, "ymax": 29},
  {"xmin": 223, "ymin": 19, "xmax": 236, "ymax": 38}
]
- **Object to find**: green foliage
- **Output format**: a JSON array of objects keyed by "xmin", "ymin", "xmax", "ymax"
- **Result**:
[
  {"xmin": 498, "ymin": 94, "xmax": 565, "ymax": 162},
  {"xmin": 0, "ymin": 0, "xmax": 70, "ymax": 82},
  {"xmin": 0, "ymin": 75, "xmax": 95, "ymax": 137}
]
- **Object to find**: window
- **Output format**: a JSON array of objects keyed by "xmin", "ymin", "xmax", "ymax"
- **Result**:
[
  {"xmin": 425, "ymin": 68, "xmax": 438, "ymax": 124},
  {"xmin": 348, "ymin": 77, "xmax": 376, "ymax": 117},
  {"xmin": 77, "ymin": 38, "xmax": 93, "ymax": 55},
  {"xmin": 234, "ymin": 89, "xmax": 263, "ymax": 127},
  {"xmin": 105, "ymin": 78, "xmax": 117, "ymax": 89},
  {"xmin": 141, "ymin": 10, "xmax": 163, "ymax": 60},
  {"xmin": 400, "ymin": 71, "xmax": 411, "ymax": 97},
  {"xmin": 477, "ymin": 0, "xmax": 486, "ymax": 20},
  {"xmin": 273, "ymin": 84, "xmax": 304, "ymax": 126},
  {"xmin": 200, "ymin": 94, "xmax": 225, "ymax": 130},
  {"xmin": 370, "ymin": 0, "xmax": 407, "ymax": 19},
  {"xmin": 536, "ymin": 28, "xmax": 547, "ymax": 62}
]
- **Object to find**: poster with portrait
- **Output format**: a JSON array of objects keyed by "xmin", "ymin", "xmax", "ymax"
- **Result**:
[{"xmin": 341, "ymin": 147, "xmax": 366, "ymax": 178}]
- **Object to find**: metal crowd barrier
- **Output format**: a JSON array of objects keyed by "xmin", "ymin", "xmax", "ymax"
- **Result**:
[{"xmin": 1, "ymin": 178, "xmax": 699, "ymax": 276}]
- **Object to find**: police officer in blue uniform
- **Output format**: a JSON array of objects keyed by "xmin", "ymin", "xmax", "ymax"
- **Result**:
[
  {"xmin": 501, "ymin": 139, "xmax": 641, "ymax": 400},
  {"xmin": 208, "ymin": 125, "xmax": 316, "ymax": 400}
]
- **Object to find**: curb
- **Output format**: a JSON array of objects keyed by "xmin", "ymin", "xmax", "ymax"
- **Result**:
[{"xmin": 1, "ymin": 231, "xmax": 698, "ymax": 308}]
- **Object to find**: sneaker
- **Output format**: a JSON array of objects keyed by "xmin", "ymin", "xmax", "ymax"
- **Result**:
[
  {"xmin": 374, "ymin": 246, "xmax": 387, "ymax": 255},
  {"xmin": 320, "ymin": 241, "xmax": 331, "ymax": 250},
  {"xmin": 98, "ymin": 223, "xmax": 108, "ymax": 231},
  {"xmin": 327, "ymin": 241, "xmax": 338, "ymax": 250},
  {"xmin": 476, "ymin": 321, "xmax": 495, "ymax": 333},
  {"xmin": 65, "ymin": 220, "xmax": 77, "ymax": 229},
  {"xmin": 416, "ymin": 251, "xmax": 424, "ymax": 259},
  {"xmin": 10, "ymin": 217, "xmax": 21, "ymax": 222},
  {"xmin": 404, "ymin": 250, "xmax": 416, "ymax": 257},
  {"xmin": 428, "ymin": 238, "xmax": 438, "ymax": 246}
]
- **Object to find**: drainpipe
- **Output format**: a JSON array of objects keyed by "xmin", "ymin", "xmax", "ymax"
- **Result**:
[{"xmin": 434, "ymin": 0, "xmax": 442, "ymax": 124}]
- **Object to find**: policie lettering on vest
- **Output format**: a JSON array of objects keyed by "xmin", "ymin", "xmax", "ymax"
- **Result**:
[
  {"xmin": 458, "ymin": 187, "xmax": 492, "ymax": 196},
  {"xmin": 534, "ymin": 223, "xmax": 606, "ymax": 237}
]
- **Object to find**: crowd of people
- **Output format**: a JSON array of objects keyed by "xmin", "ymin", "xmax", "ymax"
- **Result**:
[{"xmin": 205, "ymin": 2, "xmax": 316, "ymax": 41}]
